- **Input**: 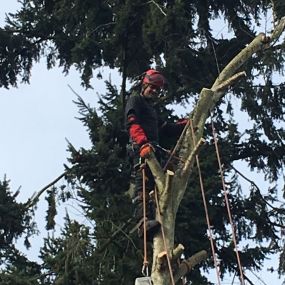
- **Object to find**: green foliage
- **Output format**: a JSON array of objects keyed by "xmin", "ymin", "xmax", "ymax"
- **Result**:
[
  {"xmin": 0, "ymin": 178, "xmax": 39, "ymax": 284},
  {"xmin": 0, "ymin": 246, "xmax": 41, "ymax": 285},
  {"xmin": 40, "ymin": 217, "xmax": 96, "ymax": 285},
  {"xmin": 45, "ymin": 187, "xmax": 57, "ymax": 230},
  {"xmin": 0, "ymin": 0, "xmax": 285, "ymax": 284},
  {"xmin": 0, "ymin": 178, "xmax": 35, "ymax": 249}
]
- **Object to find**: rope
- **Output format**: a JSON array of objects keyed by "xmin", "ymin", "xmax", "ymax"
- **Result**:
[
  {"xmin": 154, "ymin": 186, "xmax": 176, "ymax": 285},
  {"xmin": 142, "ymin": 166, "xmax": 149, "ymax": 276},
  {"xmin": 140, "ymin": 164, "xmax": 175, "ymax": 284},
  {"xmin": 163, "ymin": 120, "xmax": 190, "ymax": 171},
  {"xmin": 211, "ymin": 121, "xmax": 245, "ymax": 285},
  {"xmin": 189, "ymin": 120, "xmax": 222, "ymax": 285}
]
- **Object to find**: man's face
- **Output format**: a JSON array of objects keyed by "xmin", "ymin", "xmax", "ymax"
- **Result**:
[{"xmin": 142, "ymin": 84, "xmax": 161, "ymax": 100}]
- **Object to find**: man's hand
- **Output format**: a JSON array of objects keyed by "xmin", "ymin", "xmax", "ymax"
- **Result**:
[{"xmin": 140, "ymin": 143, "xmax": 155, "ymax": 158}]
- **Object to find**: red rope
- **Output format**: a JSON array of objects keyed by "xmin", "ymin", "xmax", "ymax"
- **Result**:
[
  {"xmin": 211, "ymin": 121, "xmax": 245, "ymax": 285},
  {"xmin": 142, "ymin": 166, "xmax": 149, "ymax": 276},
  {"xmin": 189, "ymin": 120, "xmax": 222, "ymax": 285},
  {"xmin": 141, "ymin": 164, "xmax": 175, "ymax": 284}
]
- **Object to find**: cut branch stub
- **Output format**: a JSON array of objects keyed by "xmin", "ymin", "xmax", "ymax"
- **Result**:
[
  {"xmin": 174, "ymin": 250, "xmax": 208, "ymax": 282},
  {"xmin": 157, "ymin": 251, "xmax": 168, "ymax": 271},
  {"xmin": 172, "ymin": 244, "xmax": 185, "ymax": 261}
]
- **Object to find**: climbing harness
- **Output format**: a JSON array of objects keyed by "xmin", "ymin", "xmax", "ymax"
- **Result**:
[{"xmin": 211, "ymin": 121, "xmax": 245, "ymax": 285}]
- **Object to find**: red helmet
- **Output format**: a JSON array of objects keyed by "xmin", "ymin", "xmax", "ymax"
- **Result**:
[{"xmin": 142, "ymin": 69, "xmax": 166, "ymax": 88}]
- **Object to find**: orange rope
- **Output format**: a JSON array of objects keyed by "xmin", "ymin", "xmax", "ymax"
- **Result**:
[
  {"xmin": 211, "ymin": 121, "xmax": 245, "ymax": 285},
  {"xmin": 142, "ymin": 166, "xmax": 149, "ymax": 276},
  {"xmin": 189, "ymin": 120, "xmax": 222, "ymax": 285},
  {"xmin": 163, "ymin": 120, "xmax": 190, "ymax": 171},
  {"xmin": 141, "ymin": 165, "xmax": 175, "ymax": 284}
]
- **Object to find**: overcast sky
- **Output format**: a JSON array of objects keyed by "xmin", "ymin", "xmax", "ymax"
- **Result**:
[
  {"xmin": 0, "ymin": 1, "xmax": 121, "ymax": 259},
  {"xmin": 0, "ymin": 2, "xmax": 282, "ymax": 284}
]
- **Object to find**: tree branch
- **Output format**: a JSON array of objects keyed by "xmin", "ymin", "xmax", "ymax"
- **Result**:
[
  {"xmin": 174, "ymin": 250, "xmax": 208, "ymax": 282},
  {"xmin": 229, "ymin": 164, "xmax": 282, "ymax": 212},
  {"xmin": 268, "ymin": 16, "xmax": 285, "ymax": 46},
  {"xmin": 25, "ymin": 171, "xmax": 66, "ymax": 209},
  {"xmin": 165, "ymin": 170, "xmax": 174, "ymax": 195},
  {"xmin": 145, "ymin": 151, "xmax": 165, "ymax": 194},
  {"xmin": 212, "ymin": 71, "xmax": 247, "ymax": 93},
  {"xmin": 172, "ymin": 244, "xmax": 185, "ymax": 260},
  {"xmin": 147, "ymin": 0, "xmax": 167, "ymax": 16},
  {"xmin": 212, "ymin": 33, "xmax": 269, "ymax": 90},
  {"xmin": 182, "ymin": 138, "xmax": 205, "ymax": 174},
  {"xmin": 98, "ymin": 218, "xmax": 135, "ymax": 253}
]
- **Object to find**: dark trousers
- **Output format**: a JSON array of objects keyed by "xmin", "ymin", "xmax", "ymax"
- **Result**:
[{"xmin": 130, "ymin": 147, "xmax": 161, "ymax": 221}]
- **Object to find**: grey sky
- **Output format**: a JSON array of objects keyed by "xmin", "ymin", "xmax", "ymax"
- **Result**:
[
  {"xmin": 0, "ymin": 2, "xmax": 282, "ymax": 284},
  {"xmin": 0, "ymin": 1, "xmax": 115, "ymax": 260}
]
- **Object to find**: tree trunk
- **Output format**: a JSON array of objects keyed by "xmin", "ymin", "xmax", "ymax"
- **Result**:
[{"xmin": 144, "ymin": 16, "xmax": 285, "ymax": 285}]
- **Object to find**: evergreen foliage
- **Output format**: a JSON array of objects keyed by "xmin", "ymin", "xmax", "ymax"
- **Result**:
[
  {"xmin": 0, "ymin": 0, "xmax": 285, "ymax": 284},
  {"xmin": 0, "ymin": 178, "xmax": 38, "ymax": 284},
  {"xmin": 0, "ymin": 178, "xmax": 35, "ymax": 249}
]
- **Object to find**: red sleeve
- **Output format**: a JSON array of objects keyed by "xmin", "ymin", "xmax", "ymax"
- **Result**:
[{"xmin": 128, "ymin": 115, "xmax": 148, "ymax": 145}]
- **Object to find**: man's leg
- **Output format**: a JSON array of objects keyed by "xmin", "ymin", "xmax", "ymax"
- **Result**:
[{"xmin": 133, "ymin": 159, "xmax": 160, "ymax": 239}]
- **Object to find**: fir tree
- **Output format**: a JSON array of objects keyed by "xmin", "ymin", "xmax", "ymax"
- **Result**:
[{"xmin": 0, "ymin": 1, "xmax": 285, "ymax": 284}]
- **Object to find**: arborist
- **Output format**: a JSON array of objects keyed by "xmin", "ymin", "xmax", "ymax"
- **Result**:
[{"xmin": 125, "ymin": 69, "xmax": 187, "ymax": 239}]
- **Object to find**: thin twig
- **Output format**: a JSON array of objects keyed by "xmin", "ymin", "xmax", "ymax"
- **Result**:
[
  {"xmin": 68, "ymin": 84, "xmax": 81, "ymax": 97},
  {"xmin": 147, "ymin": 0, "xmax": 167, "ymax": 16},
  {"xmin": 25, "ymin": 172, "xmax": 66, "ymax": 209},
  {"xmin": 229, "ymin": 164, "xmax": 281, "ymax": 211},
  {"xmin": 98, "ymin": 218, "xmax": 139, "ymax": 254}
]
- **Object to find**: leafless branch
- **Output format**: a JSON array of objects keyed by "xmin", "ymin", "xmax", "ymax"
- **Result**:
[
  {"xmin": 147, "ymin": 0, "xmax": 167, "ymax": 16},
  {"xmin": 25, "ymin": 172, "xmax": 66, "ymax": 209}
]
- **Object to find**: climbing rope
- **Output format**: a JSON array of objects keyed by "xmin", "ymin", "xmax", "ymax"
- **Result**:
[
  {"xmin": 189, "ymin": 120, "xmax": 222, "ymax": 285},
  {"xmin": 141, "ymin": 165, "xmax": 149, "ymax": 276},
  {"xmin": 140, "ymin": 164, "xmax": 175, "ymax": 285},
  {"xmin": 139, "ymin": 117, "xmax": 245, "ymax": 284},
  {"xmin": 163, "ymin": 120, "xmax": 190, "ymax": 171},
  {"xmin": 211, "ymin": 121, "xmax": 245, "ymax": 285}
]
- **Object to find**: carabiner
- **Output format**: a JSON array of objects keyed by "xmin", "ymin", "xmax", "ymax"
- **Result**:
[{"xmin": 142, "ymin": 263, "xmax": 149, "ymax": 277}]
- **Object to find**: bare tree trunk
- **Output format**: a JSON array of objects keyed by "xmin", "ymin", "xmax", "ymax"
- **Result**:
[{"xmin": 143, "ymin": 16, "xmax": 285, "ymax": 285}]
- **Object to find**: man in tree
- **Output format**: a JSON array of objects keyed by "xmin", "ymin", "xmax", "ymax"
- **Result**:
[{"xmin": 125, "ymin": 69, "xmax": 187, "ymax": 239}]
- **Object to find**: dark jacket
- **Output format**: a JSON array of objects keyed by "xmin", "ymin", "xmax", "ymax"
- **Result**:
[{"xmin": 125, "ymin": 91, "xmax": 159, "ymax": 144}]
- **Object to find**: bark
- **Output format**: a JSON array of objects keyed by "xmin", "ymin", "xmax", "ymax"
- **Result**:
[
  {"xmin": 144, "ymin": 16, "xmax": 285, "ymax": 285},
  {"xmin": 174, "ymin": 250, "xmax": 208, "ymax": 282}
]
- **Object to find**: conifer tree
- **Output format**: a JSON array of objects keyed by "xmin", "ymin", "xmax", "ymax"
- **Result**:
[
  {"xmin": 0, "ymin": 178, "xmax": 39, "ymax": 284},
  {"xmin": 0, "ymin": 1, "xmax": 285, "ymax": 284}
]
